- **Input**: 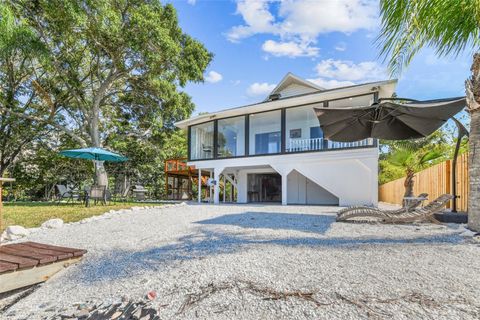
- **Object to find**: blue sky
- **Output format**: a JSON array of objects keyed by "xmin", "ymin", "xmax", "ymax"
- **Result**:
[{"xmin": 171, "ymin": 0, "xmax": 471, "ymax": 115}]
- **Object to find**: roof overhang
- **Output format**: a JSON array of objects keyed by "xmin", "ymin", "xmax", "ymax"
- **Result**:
[{"xmin": 175, "ymin": 79, "xmax": 397, "ymax": 129}]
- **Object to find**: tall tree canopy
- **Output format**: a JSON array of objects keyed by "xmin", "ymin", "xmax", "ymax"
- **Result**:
[
  {"xmin": 0, "ymin": 4, "xmax": 50, "ymax": 176},
  {"xmin": 2, "ymin": 0, "xmax": 212, "ymax": 184},
  {"xmin": 377, "ymin": 0, "xmax": 480, "ymax": 230}
]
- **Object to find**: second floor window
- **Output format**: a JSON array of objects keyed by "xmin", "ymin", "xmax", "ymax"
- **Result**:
[
  {"xmin": 249, "ymin": 110, "xmax": 282, "ymax": 155},
  {"xmin": 218, "ymin": 116, "xmax": 245, "ymax": 158},
  {"xmin": 190, "ymin": 122, "xmax": 214, "ymax": 160}
]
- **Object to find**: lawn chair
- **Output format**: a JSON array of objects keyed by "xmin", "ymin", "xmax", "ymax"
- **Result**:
[
  {"xmin": 55, "ymin": 184, "xmax": 80, "ymax": 204},
  {"xmin": 85, "ymin": 185, "xmax": 107, "ymax": 207},
  {"xmin": 336, "ymin": 193, "xmax": 453, "ymax": 224},
  {"xmin": 111, "ymin": 184, "xmax": 131, "ymax": 203}
]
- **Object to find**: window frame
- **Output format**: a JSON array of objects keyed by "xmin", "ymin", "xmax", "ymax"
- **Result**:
[{"xmin": 187, "ymin": 93, "xmax": 378, "ymax": 161}]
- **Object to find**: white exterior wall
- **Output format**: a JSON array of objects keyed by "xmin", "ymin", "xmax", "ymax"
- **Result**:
[
  {"xmin": 278, "ymin": 83, "xmax": 318, "ymax": 98},
  {"xmin": 189, "ymin": 147, "xmax": 379, "ymax": 206}
]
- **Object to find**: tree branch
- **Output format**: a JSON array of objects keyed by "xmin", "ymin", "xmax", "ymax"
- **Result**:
[{"xmin": 0, "ymin": 107, "xmax": 88, "ymax": 147}]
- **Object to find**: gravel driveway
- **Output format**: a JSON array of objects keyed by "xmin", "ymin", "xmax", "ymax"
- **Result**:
[{"xmin": 3, "ymin": 203, "xmax": 480, "ymax": 319}]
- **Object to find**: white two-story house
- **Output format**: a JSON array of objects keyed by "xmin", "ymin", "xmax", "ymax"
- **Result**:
[{"xmin": 175, "ymin": 73, "xmax": 397, "ymax": 206}]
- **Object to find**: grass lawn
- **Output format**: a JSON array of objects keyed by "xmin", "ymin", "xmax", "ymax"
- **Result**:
[{"xmin": 1, "ymin": 201, "xmax": 160, "ymax": 231}]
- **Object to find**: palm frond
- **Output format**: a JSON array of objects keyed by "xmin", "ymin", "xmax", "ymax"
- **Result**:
[{"xmin": 377, "ymin": 0, "xmax": 480, "ymax": 76}]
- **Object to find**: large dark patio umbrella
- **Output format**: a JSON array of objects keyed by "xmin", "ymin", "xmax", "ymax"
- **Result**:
[
  {"xmin": 314, "ymin": 97, "xmax": 466, "ymax": 142},
  {"xmin": 314, "ymin": 96, "xmax": 467, "ymax": 212}
]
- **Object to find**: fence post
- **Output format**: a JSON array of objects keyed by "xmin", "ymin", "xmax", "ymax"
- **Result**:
[{"xmin": 445, "ymin": 160, "xmax": 452, "ymax": 209}]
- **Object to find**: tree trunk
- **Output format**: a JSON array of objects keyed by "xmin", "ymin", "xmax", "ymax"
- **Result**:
[
  {"xmin": 467, "ymin": 54, "xmax": 480, "ymax": 231},
  {"xmin": 90, "ymin": 101, "xmax": 109, "ymax": 186},
  {"xmin": 403, "ymin": 168, "xmax": 415, "ymax": 197}
]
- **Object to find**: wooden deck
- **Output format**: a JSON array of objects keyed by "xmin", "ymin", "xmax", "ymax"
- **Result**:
[{"xmin": 0, "ymin": 241, "xmax": 87, "ymax": 293}]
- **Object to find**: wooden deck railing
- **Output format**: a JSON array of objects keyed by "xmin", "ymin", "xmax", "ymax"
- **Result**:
[
  {"xmin": 164, "ymin": 158, "xmax": 191, "ymax": 173},
  {"xmin": 378, "ymin": 153, "xmax": 469, "ymax": 212}
]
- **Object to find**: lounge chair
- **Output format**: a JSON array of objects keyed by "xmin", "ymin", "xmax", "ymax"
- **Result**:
[{"xmin": 336, "ymin": 194, "xmax": 453, "ymax": 224}]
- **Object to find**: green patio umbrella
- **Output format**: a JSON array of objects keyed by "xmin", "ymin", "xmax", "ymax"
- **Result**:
[
  {"xmin": 59, "ymin": 147, "xmax": 128, "ymax": 186},
  {"xmin": 59, "ymin": 147, "xmax": 128, "ymax": 162}
]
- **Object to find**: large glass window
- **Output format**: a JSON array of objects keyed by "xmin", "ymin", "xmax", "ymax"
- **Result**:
[
  {"xmin": 190, "ymin": 121, "xmax": 214, "ymax": 160},
  {"xmin": 249, "ymin": 110, "xmax": 281, "ymax": 155},
  {"xmin": 286, "ymin": 105, "xmax": 324, "ymax": 152},
  {"xmin": 217, "ymin": 116, "xmax": 245, "ymax": 158}
]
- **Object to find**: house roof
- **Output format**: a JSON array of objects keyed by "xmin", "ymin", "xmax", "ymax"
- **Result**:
[
  {"xmin": 175, "ymin": 78, "xmax": 398, "ymax": 129},
  {"xmin": 266, "ymin": 72, "xmax": 324, "ymax": 100}
]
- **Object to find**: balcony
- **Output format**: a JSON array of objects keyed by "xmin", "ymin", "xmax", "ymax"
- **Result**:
[{"xmin": 287, "ymin": 138, "xmax": 375, "ymax": 153}]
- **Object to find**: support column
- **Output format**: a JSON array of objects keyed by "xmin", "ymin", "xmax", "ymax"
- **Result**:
[
  {"xmin": 281, "ymin": 172, "xmax": 288, "ymax": 206},
  {"xmin": 198, "ymin": 169, "xmax": 202, "ymax": 203},
  {"xmin": 223, "ymin": 175, "xmax": 226, "ymax": 203},
  {"xmin": 213, "ymin": 167, "xmax": 224, "ymax": 204}
]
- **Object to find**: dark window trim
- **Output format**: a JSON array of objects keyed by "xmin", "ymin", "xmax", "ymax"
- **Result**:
[
  {"xmin": 187, "ymin": 92, "xmax": 378, "ymax": 161},
  {"xmin": 187, "ymin": 126, "xmax": 191, "ymax": 160},
  {"xmin": 281, "ymin": 108, "xmax": 286, "ymax": 153},
  {"xmin": 213, "ymin": 120, "xmax": 218, "ymax": 159},
  {"xmin": 245, "ymin": 114, "xmax": 250, "ymax": 156}
]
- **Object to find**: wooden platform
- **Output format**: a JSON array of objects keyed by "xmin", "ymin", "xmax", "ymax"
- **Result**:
[{"xmin": 0, "ymin": 241, "xmax": 86, "ymax": 293}]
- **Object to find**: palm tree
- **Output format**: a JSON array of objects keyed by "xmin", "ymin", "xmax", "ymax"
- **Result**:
[
  {"xmin": 387, "ymin": 148, "xmax": 442, "ymax": 200},
  {"xmin": 377, "ymin": 0, "xmax": 480, "ymax": 230}
]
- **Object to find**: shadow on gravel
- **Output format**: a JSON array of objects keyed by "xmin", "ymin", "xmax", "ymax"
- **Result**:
[
  {"xmin": 76, "ymin": 228, "xmax": 463, "ymax": 284},
  {"xmin": 196, "ymin": 212, "xmax": 335, "ymax": 234}
]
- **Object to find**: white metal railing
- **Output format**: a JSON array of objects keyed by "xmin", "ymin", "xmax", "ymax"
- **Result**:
[{"xmin": 287, "ymin": 138, "xmax": 374, "ymax": 152}]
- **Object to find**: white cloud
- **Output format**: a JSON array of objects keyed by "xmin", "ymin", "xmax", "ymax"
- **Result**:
[
  {"xmin": 226, "ymin": 0, "xmax": 278, "ymax": 42},
  {"xmin": 187, "ymin": 0, "xmax": 196, "ymax": 5},
  {"xmin": 227, "ymin": 0, "xmax": 377, "ymax": 57},
  {"xmin": 278, "ymin": 0, "xmax": 377, "ymax": 38},
  {"xmin": 246, "ymin": 82, "xmax": 276, "ymax": 97},
  {"xmin": 204, "ymin": 71, "xmax": 223, "ymax": 83},
  {"xmin": 307, "ymin": 59, "xmax": 387, "ymax": 89},
  {"xmin": 262, "ymin": 39, "xmax": 319, "ymax": 58},
  {"xmin": 314, "ymin": 59, "xmax": 386, "ymax": 81},
  {"xmin": 334, "ymin": 42, "xmax": 347, "ymax": 52}
]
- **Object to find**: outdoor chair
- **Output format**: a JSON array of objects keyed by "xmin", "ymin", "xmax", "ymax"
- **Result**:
[
  {"xmin": 55, "ymin": 184, "xmax": 80, "ymax": 204},
  {"xmin": 85, "ymin": 185, "xmax": 107, "ymax": 207},
  {"xmin": 111, "ymin": 184, "xmax": 131, "ymax": 203},
  {"xmin": 336, "ymin": 193, "xmax": 453, "ymax": 224}
]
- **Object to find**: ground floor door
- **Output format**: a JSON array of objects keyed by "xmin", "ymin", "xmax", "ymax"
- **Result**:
[{"xmin": 247, "ymin": 173, "xmax": 281, "ymax": 203}]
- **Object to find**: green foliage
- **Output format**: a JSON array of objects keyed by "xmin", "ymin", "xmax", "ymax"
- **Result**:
[
  {"xmin": 0, "ymin": 3, "xmax": 50, "ymax": 176},
  {"xmin": 379, "ymin": 130, "xmax": 451, "ymax": 184},
  {"xmin": 0, "ymin": 1, "xmax": 210, "ymax": 197},
  {"xmin": 377, "ymin": 0, "xmax": 480, "ymax": 75}
]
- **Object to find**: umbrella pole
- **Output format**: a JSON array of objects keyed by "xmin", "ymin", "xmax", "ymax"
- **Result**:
[{"xmin": 451, "ymin": 118, "xmax": 469, "ymax": 213}]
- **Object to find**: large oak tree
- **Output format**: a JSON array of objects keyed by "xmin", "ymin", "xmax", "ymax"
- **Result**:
[{"xmin": 2, "ymin": 0, "xmax": 212, "ymax": 185}]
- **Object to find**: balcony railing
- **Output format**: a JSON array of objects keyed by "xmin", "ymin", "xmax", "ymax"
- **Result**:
[{"xmin": 287, "ymin": 138, "xmax": 374, "ymax": 153}]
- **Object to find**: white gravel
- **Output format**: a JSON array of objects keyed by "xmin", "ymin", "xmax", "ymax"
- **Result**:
[{"xmin": 2, "ymin": 203, "xmax": 480, "ymax": 319}]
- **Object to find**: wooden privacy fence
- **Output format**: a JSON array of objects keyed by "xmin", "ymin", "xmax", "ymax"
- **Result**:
[{"xmin": 379, "ymin": 153, "xmax": 469, "ymax": 212}]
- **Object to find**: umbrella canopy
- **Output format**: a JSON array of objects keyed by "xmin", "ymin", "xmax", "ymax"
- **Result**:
[
  {"xmin": 59, "ymin": 147, "xmax": 128, "ymax": 162},
  {"xmin": 314, "ymin": 97, "xmax": 466, "ymax": 142}
]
